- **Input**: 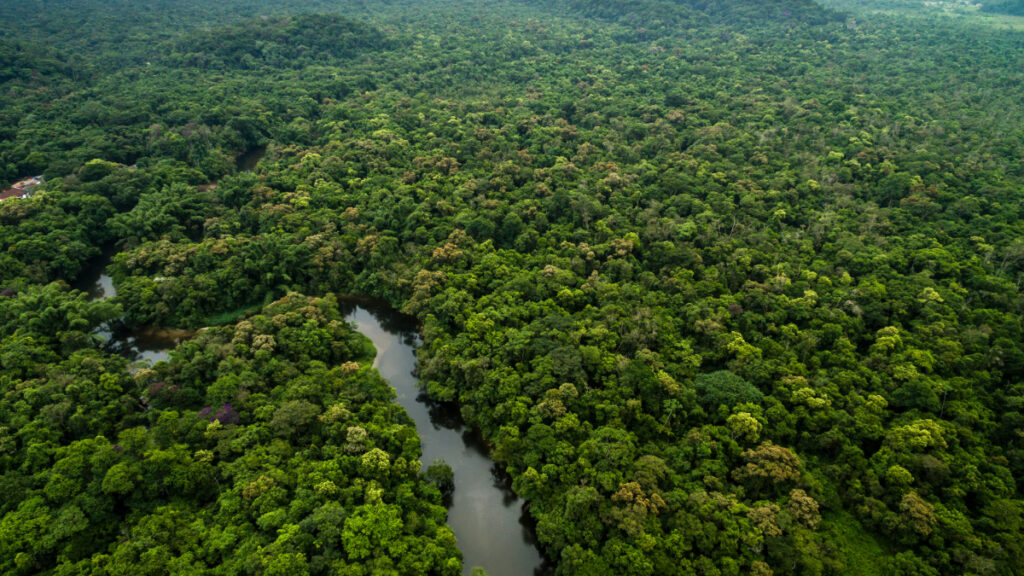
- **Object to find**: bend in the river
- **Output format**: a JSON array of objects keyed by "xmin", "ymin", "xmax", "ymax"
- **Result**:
[
  {"xmin": 77, "ymin": 254, "xmax": 550, "ymax": 575},
  {"xmin": 339, "ymin": 299, "xmax": 551, "ymax": 576}
]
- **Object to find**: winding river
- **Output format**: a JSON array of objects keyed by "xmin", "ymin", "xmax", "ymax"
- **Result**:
[
  {"xmin": 78, "ymin": 259, "xmax": 550, "ymax": 575},
  {"xmin": 77, "ymin": 253, "xmax": 190, "ymax": 364},
  {"xmin": 339, "ymin": 299, "xmax": 551, "ymax": 576}
]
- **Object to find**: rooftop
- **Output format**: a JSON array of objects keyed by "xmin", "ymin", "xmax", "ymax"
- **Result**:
[{"xmin": 0, "ymin": 175, "xmax": 43, "ymax": 202}]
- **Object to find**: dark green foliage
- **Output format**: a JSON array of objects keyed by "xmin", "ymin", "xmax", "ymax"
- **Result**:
[
  {"xmin": 519, "ymin": 0, "xmax": 835, "ymax": 34},
  {"xmin": 0, "ymin": 40, "xmax": 75, "ymax": 85},
  {"xmin": 425, "ymin": 460, "xmax": 456, "ymax": 501},
  {"xmin": 981, "ymin": 0, "xmax": 1024, "ymax": 16},
  {"xmin": 166, "ymin": 14, "xmax": 388, "ymax": 70},
  {"xmin": 694, "ymin": 370, "xmax": 763, "ymax": 409}
]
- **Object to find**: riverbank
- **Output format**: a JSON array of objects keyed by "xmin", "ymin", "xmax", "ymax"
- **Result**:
[
  {"xmin": 75, "ymin": 250, "xmax": 550, "ymax": 575},
  {"xmin": 341, "ymin": 300, "xmax": 551, "ymax": 576}
]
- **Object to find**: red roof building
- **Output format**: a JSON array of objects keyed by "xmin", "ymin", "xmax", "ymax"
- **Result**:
[{"xmin": 0, "ymin": 176, "xmax": 42, "ymax": 203}]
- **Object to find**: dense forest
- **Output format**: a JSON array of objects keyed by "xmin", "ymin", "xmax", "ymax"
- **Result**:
[
  {"xmin": 983, "ymin": 0, "xmax": 1024, "ymax": 16},
  {"xmin": 2, "ymin": 0, "xmax": 1024, "ymax": 574}
]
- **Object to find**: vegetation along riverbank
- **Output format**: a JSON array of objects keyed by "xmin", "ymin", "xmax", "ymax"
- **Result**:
[{"xmin": 1, "ymin": 0, "xmax": 1023, "ymax": 574}]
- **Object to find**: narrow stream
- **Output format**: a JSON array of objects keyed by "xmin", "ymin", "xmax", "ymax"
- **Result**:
[{"xmin": 77, "ymin": 253, "xmax": 550, "ymax": 575}]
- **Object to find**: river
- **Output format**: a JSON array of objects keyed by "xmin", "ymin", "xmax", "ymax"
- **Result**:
[
  {"xmin": 76, "ymin": 251, "xmax": 190, "ymax": 364},
  {"xmin": 339, "ymin": 299, "xmax": 551, "ymax": 576},
  {"xmin": 77, "ymin": 257, "xmax": 550, "ymax": 575},
  {"xmin": 236, "ymin": 145, "xmax": 267, "ymax": 172}
]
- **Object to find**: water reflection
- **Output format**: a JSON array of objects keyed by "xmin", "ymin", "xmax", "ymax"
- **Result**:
[
  {"xmin": 105, "ymin": 326, "xmax": 193, "ymax": 364},
  {"xmin": 236, "ymin": 145, "xmax": 267, "ymax": 172},
  {"xmin": 73, "ymin": 262, "xmax": 551, "ymax": 575},
  {"xmin": 338, "ymin": 297, "xmax": 552, "ymax": 576},
  {"xmin": 76, "ymin": 255, "xmax": 192, "ymax": 365},
  {"xmin": 87, "ymin": 272, "xmax": 116, "ymax": 300}
]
